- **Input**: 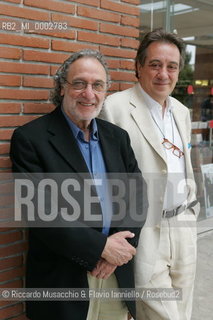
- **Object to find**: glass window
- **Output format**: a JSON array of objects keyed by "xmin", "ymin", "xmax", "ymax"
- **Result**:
[{"xmin": 138, "ymin": 0, "xmax": 213, "ymax": 221}]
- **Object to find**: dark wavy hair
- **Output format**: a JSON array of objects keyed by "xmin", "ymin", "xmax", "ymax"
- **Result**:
[
  {"xmin": 51, "ymin": 49, "xmax": 110, "ymax": 108},
  {"xmin": 135, "ymin": 28, "xmax": 186, "ymax": 78}
]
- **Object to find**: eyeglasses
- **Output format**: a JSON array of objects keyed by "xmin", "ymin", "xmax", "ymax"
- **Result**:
[
  {"xmin": 65, "ymin": 80, "xmax": 108, "ymax": 93},
  {"xmin": 162, "ymin": 138, "xmax": 184, "ymax": 158}
]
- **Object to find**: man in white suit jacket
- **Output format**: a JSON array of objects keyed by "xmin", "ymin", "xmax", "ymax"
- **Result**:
[{"xmin": 100, "ymin": 29, "xmax": 200, "ymax": 320}]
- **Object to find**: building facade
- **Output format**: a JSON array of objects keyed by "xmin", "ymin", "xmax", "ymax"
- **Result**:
[
  {"xmin": 0, "ymin": 0, "xmax": 212, "ymax": 319},
  {"xmin": 0, "ymin": 1, "xmax": 139, "ymax": 319}
]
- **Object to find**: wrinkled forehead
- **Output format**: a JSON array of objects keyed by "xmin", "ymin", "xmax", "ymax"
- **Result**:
[
  {"xmin": 67, "ymin": 57, "xmax": 107, "ymax": 80},
  {"xmin": 145, "ymin": 41, "xmax": 181, "ymax": 64}
]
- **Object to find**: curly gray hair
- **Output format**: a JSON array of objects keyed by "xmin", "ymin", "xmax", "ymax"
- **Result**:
[{"xmin": 51, "ymin": 49, "xmax": 110, "ymax": 108}]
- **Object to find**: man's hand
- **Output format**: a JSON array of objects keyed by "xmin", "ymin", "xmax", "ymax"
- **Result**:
[
  {"xmin": 90, "ymin": 258, "xmax": 117, "ymax": 279},
  {"xmin": 101, "ymin": 231, "xmax": 136, "ymax": 266}
]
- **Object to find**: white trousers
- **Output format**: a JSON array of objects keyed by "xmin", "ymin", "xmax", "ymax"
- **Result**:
[
  {"xmin": 136, "ymin": 210, "xmax": 197, "ymax": 320},
  {"xmin": 86, "ymin": 273, "xmax": 128, "ymax": 320}
]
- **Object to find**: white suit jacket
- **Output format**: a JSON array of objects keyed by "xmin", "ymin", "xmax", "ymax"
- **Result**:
[{"xmin": 100, "ymin": 83, "xmax": 200, "ymax": 284}]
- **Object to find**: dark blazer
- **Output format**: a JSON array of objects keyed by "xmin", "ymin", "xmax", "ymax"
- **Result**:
[{"xmin": 10, "ymin": 106, "xmax": 147, "ymax": 320}]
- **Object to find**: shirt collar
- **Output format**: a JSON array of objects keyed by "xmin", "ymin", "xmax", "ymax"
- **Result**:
[
  {"xmin": 140, "ymin": 86, "xmax": 174, "ymax": 115},
  {"xmin": 61, "ymin": 107, "xmax": 99, "ymax": 142}
]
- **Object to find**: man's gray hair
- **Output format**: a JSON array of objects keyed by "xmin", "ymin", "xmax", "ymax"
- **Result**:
[{"xmin": 51, "ymin": 49, "xmax": 110, "ymax": 108}]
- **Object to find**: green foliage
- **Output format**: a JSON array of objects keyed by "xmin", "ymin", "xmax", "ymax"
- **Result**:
[
  {"xmin": 173, "ymin": 51, "xmax": 194, "ymax": 108},
  {"xmin": 179, "ymin": 51, "xmax": 194, "ymax": 83}
]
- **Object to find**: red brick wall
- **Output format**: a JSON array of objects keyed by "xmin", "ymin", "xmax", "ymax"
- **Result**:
[{"xmin": 0, "ymin": 0, "xmax": 140, "ymax": 318}]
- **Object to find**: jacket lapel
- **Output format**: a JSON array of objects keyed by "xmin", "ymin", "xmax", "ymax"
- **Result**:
[
  {"xmin": 47, "ymin": 107, "xmax": 89, "ymax": 173},
  {"xmin": 46, "ymin": 108, "xmax": 104, "ymax": 229},
  {"xmin": 130, "ymin": 84, "xmax": 167, "ymax": 164},
  {"xmin": 96, "ymin": 119, "xmax": 121, "ymax": 172},
  {"xmin": 172, "ymin": 107, "xmax": 192, "ymax": 178},
  {"xmin": 172, "ymin": 107, "xmax": 188, "ymax": 151}
]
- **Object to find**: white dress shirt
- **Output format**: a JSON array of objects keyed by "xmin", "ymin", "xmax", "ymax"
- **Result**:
[{"xmin": 140, "ymin": 88, "xmax": 188, "ymax": 210}]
